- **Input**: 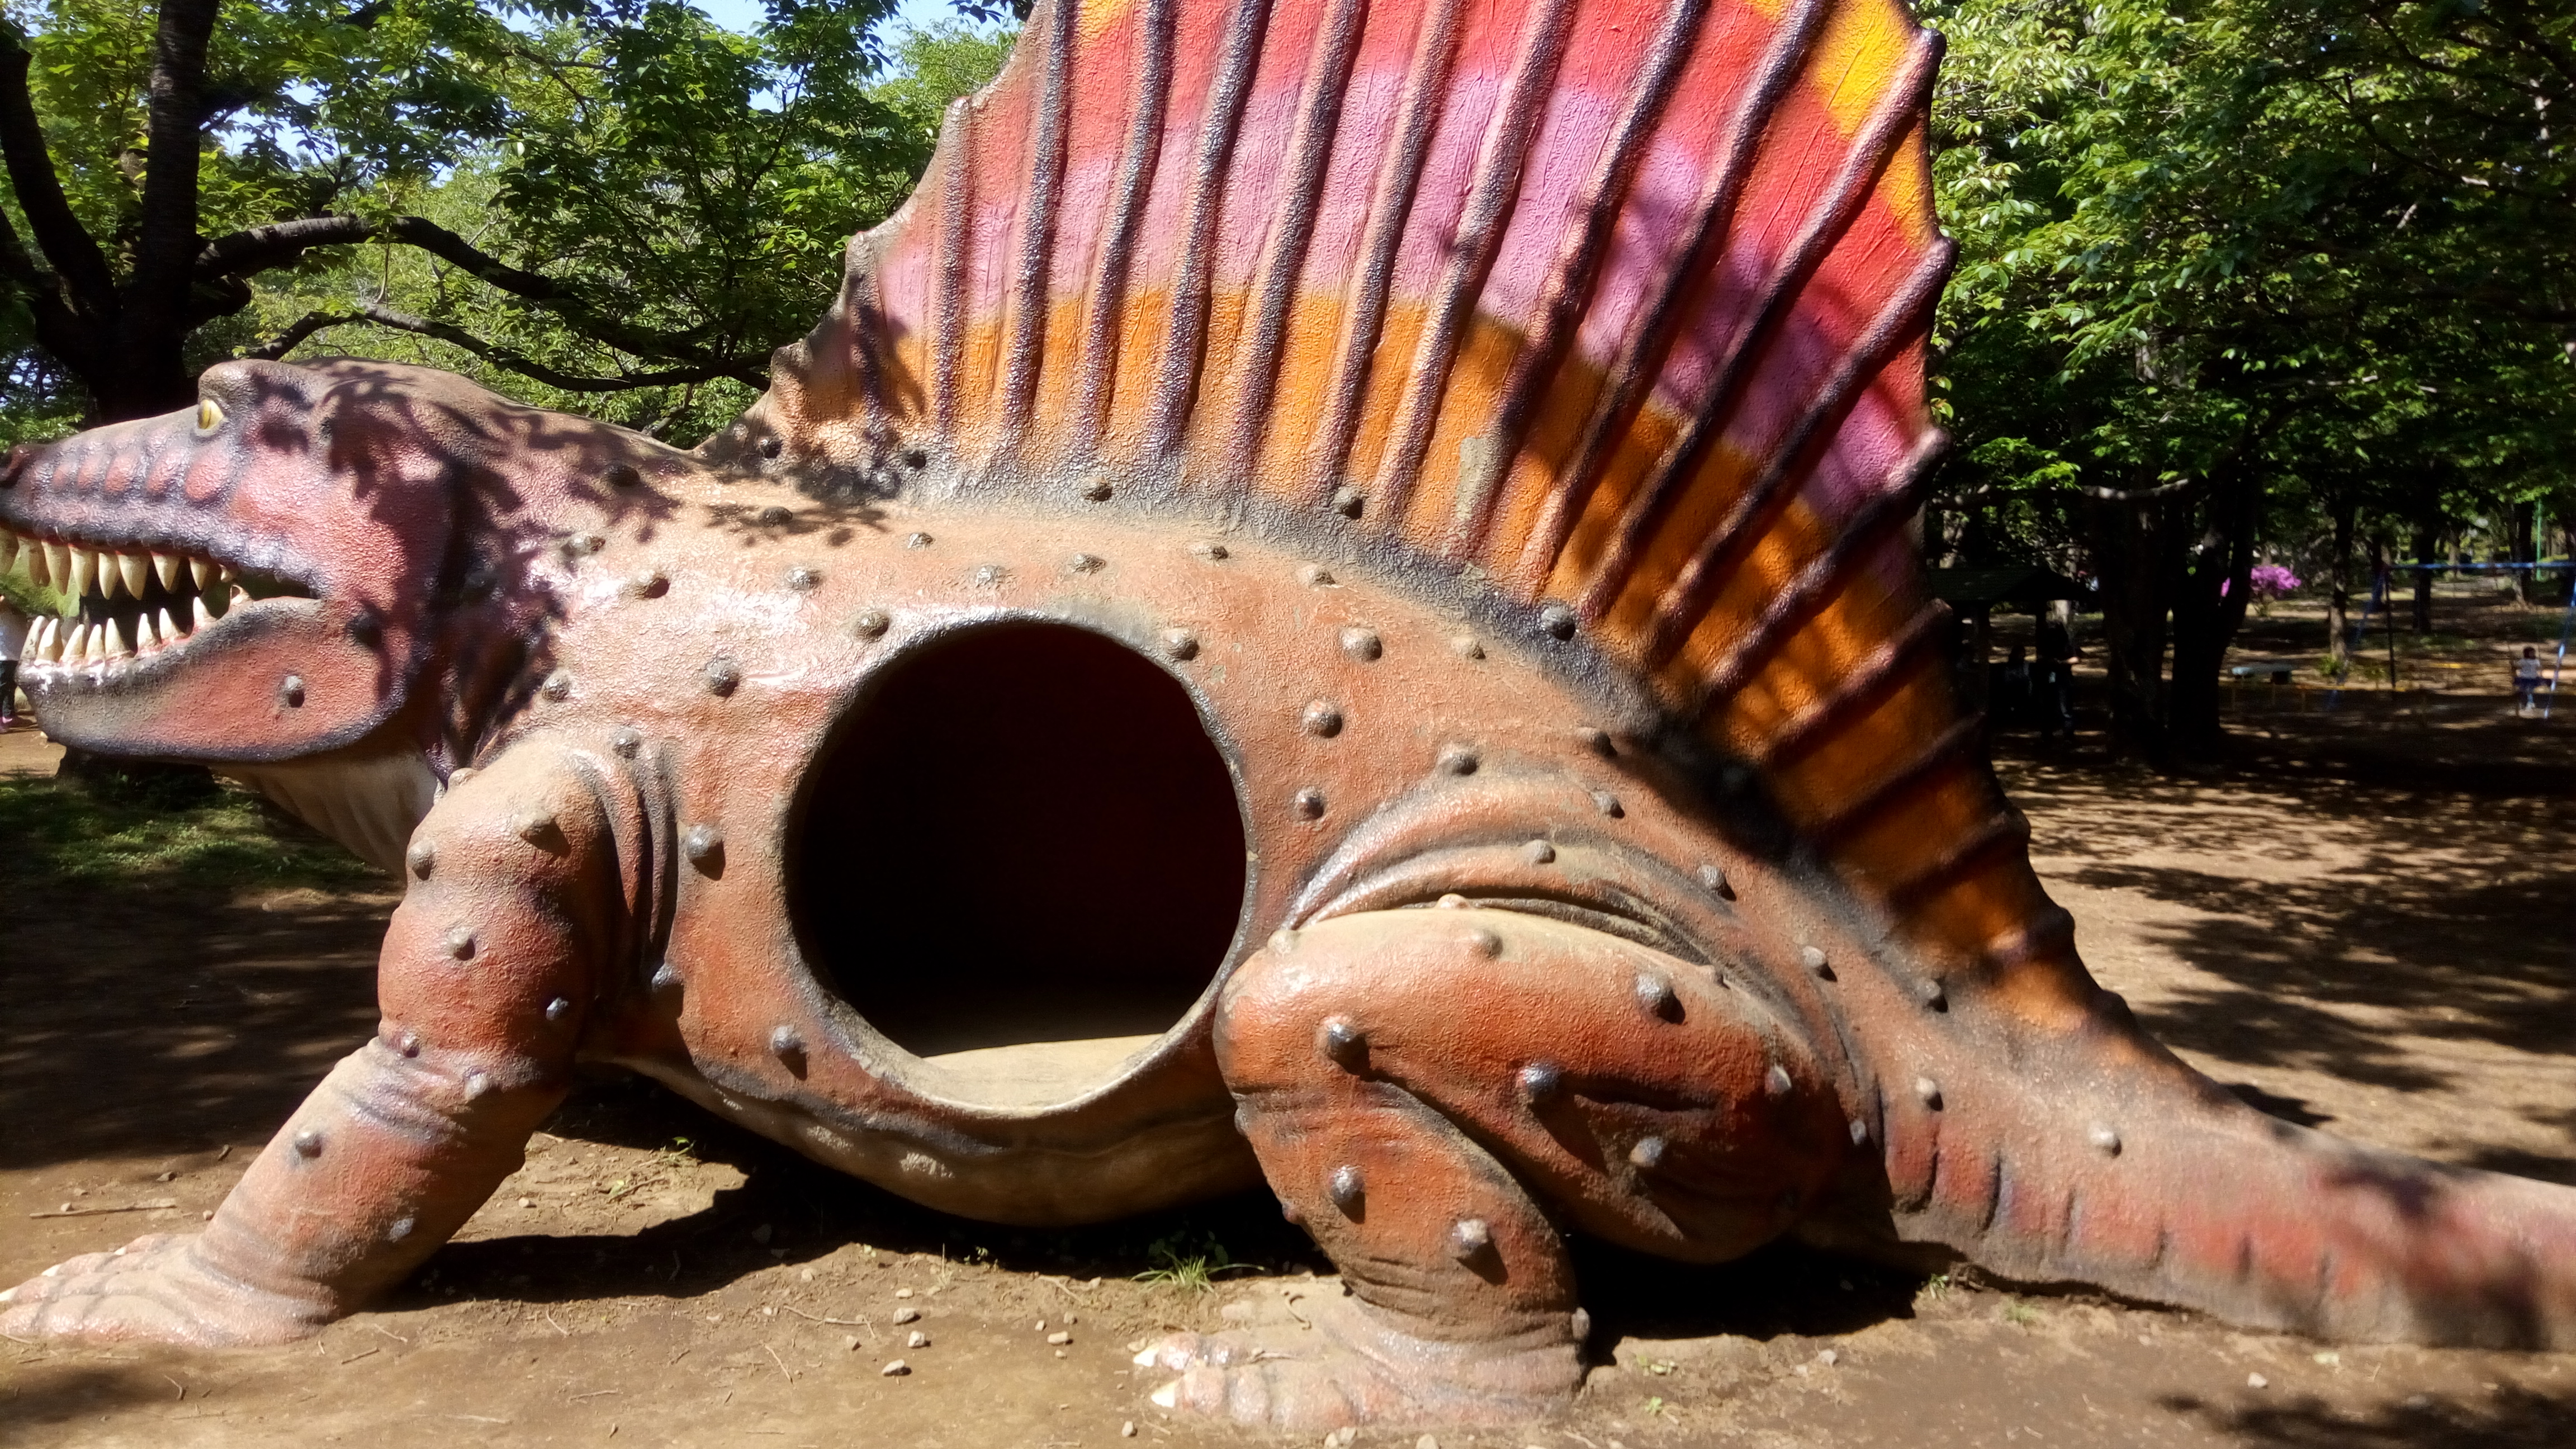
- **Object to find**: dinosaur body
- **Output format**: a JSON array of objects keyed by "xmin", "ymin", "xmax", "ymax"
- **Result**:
[{"xmin": 4, "ymin": 0, "xmax": 2573, "ymax": 1427}]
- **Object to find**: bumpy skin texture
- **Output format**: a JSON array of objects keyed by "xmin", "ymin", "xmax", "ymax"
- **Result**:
[{"xmin": 6, "ymin": 0, "xmax": 2576, "ymax": 1428}]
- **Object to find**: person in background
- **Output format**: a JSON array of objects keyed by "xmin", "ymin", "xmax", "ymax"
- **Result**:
[
  {"xmin": 2035, "ymin": 614, "xmax": 2078, "ymax": 744},
  {"xmin": 0, "ymin": 598, "xmax": 25, "ymax": 730},
  {"xmin": 2514, "ymin": 646, "xmax": 2543, "ymax": 715},
  {"xmin": 1998, "ymin": 644, "xmax": 2033, "ymax": 727}
]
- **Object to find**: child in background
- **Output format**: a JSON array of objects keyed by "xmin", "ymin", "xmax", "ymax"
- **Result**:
[{"xmin": 2514, "ymin": 646, "xmax": 2543, "ymax": 715}]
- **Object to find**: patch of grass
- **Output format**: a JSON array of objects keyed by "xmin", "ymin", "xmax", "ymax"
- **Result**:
[
  {"xmin": 2000, "ymin": 1297, "xmax": 2043, "ymax": 1326},
  {"xmin": 0, "ymin": 774, "xmax": 380, "ymax": 895},
  {"xmin": 1133, "ymin": 1229, "xmax": 1248, "ymax": 1292}
]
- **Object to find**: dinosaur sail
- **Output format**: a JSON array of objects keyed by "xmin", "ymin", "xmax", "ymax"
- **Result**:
[{"xmin": 733, "ymin": 0, "xmax": 2047, "ymax": 1017}]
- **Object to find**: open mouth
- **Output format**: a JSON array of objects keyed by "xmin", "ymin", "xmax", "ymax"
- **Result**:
[{"xmin": 0, "ymin": 526, "xmax": 314, "ymax": 676}]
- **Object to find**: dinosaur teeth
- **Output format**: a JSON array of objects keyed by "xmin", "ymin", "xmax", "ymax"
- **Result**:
[
  {"xmin": 157, "ymin": 605, "xmax": 182, "ymax": 646},
  {"xmin": 106, "ymin": 615, "xmax": 132, "ymax": 659},
  {"xmin": 117, "ymin": 551, "xmax": 149, "ymax": 599},
  {"xmin": 27, "ymin": 616, "xmax": 54, "ymax": 661},
  {"xmin": 190, "ymin": 556, "xmax": 214, "ymax": 589},
  {"xmin": 153, "ymin": 552, "xmax": 182, "ymax": 591},
  {"xmin": 67, "ymin": 546, "xmax": 96, "ymax": 598},
  {"xmin": 42, "ymin": 540, "xmax": 68, "ymax": 590}
]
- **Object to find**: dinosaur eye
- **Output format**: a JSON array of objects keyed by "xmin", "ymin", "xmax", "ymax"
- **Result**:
[{"xmin": 195, "ymin": 397, "xmax": 225, "ymax": 431}]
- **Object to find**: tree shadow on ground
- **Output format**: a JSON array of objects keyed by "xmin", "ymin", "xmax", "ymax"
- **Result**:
[
  {"xmin": 383, "ymin": 1074, "xmax": 1334, "ymax": 1315},
  {"xmin": 1997, "ymin": 759, "xmax": 2576, "ymax": 1184},
  {"xmin": 2161, "ymin": 1385, "xmax": 2576, "ymax": 1447}
]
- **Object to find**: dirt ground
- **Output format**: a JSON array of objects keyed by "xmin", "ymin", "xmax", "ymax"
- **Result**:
[{"xmin": 4, "ymin": 683, "xmax": 2573, "ymax": 1447}]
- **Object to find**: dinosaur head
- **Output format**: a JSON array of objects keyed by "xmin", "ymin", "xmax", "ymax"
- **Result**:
[{"xmin": 0, "ymin": 359, "xmax": 528, "ymax": 761}]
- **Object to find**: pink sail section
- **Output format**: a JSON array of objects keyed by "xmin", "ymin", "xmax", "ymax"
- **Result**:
[{"xmin": 728, "ymin": 0, "xmax": 2079, "ymax": 1005}]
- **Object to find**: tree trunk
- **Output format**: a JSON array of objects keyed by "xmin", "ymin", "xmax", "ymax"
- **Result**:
[
  {"xmin": 2410, "ymin": 523, "xmax": 2435, "ymax": 633},
  {"xmin": 2086, "ymin": 486, "xmax": 2182, "ymax": 761},
  {"xmin": 2170, "ymin": 470, "xmax": 2260, "ymax": 763},
  {"xmin": 2324, "ymin": 494, "xmax": 2359, "ymax": 676},
  {"xmin": 2511, "ymin": 500, "xmax": 2539, "ymax": 605}
]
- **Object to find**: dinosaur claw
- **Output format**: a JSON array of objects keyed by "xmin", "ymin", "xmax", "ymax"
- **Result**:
[{"xmin": 1149, "ymin": 1379, "xmax": 1180, "ymax": 1408}]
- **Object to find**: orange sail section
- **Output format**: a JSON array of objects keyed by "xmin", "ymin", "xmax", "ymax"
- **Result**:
[{"xmin": 731, "ymin": 0, "xmax": 2078, "ymax": 1014}]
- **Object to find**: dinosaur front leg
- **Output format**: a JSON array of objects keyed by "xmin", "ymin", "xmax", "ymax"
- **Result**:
[
  {"xmin": 1, "ymin": 749, "xmax": 617, "ymax": 1345},
  {"xmin": 1143, "ymin": 908, "xmax": 1852, "ymax": 1428}
]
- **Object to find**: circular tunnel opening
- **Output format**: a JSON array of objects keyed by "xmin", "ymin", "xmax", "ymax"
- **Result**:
[{"xmin": 790, "ymin": 619, "xmax": 1248, "ymax": 1106}]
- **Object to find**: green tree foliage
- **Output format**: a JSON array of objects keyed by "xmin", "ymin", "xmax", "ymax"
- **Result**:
[
  {"xmin": 1925, "ymin": 0, "xmax": 2573, "ymax": 759},
  {"xmin": 1, "ymin": 0, "xmax": 1011, "ymax": 441}
]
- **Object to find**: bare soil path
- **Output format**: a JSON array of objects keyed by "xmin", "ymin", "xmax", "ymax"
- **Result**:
[{"xmin": 3, "ymin": 711, "xmax": 2571, "ymax": 1447}]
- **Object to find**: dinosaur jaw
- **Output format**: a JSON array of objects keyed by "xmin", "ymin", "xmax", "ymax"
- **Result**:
[{"xmin": 0, "ymin": 512, "xmax": 405, "ymax": 763}]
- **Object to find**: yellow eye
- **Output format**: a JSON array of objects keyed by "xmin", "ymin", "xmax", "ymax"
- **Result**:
[{"xmin": 195, "ymin": 397, "xmax": 224, "ymax": 430}]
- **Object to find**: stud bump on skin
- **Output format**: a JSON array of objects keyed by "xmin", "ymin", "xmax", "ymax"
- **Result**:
[
  {"xmin": 1462, "ymin": 927, "xmax": 1502, "ymax": 958},
  {"xmin": 279, "ymin": 674, "xmax": 305, "ymax": 708},
  {"xmin": 544, "ymin": 997, "xmax": 572, "ymax": 1024},
  {"xmin": 784, "ymin": 566, "xmax": 821, "ymax": 590},
  {"xmin": 1450, "ymin": 634, "xmax": 1484, "ymax": 660},
  {"xmin": 1916, "ymin": 978, "xmax": 1948, "ymax": 1011},
  {"xmin": 1298, "ymin": 564, "xmax": 1334, "ymax": 587},
  {"xmin": 406, "ymin": 841, "xmax": 435, "ymax": 880},
  {"xmin": 683, "ymin": 824, "xmax": 724, "ymax": 871},
  {"xmin": 628, "ymin": 570, "xmax": 669, "ymax": 598},
  {"xmin": 1765, "ymin": 1063, "xmax": 1795, "ymax": 1097},
  {"xmin": 1303, "ymin": 701, "xmax": 1343, "ymax": 737},
  {"xmin": 770, "ymin": 1026, "xmax": 806, "ymax": 1065},
  {"xmin": 1518, "ymin": 1062, "xmax": 1562, "ymax": 1104},
  {"xmin": 1338, "ymin": 627, "xmax": 1382, "ymax": 662},
  {"xmin": 1575, "ymin": 726, "xmax": 1613, "ymax": 756},
  {"xmin": 1437, "ymin": 744, "xmax": 1478, "ymax": 775},
  {"xmin": 1538, "ymin": 603, "xmax": 1578, "ymax": 640},
  {"xmin": 1916, "ymin": 1076, "xmax": 1943, "ymax": 1109},
  {"xmin": 1591, "ymin": 790, "xmax": 1622, "ymax": 818},
  {"xmin": 1801, "ymin": 945, "xmax": 1832, "ymax": 978},
  {"xmin": 293, "ymin": 1130, "xmax": 324, "ymax": 1159},
  {"xmin": 1523, "ymin": 839, "xmax": 1556, "ymax": 865},
  {"xmin": 1448, "ymin": 1218, "xmax": 1492, "ymax": 1261},
  {"xmin": 2090, "ymin": 1124, "xmax": 2123, "ymax": 1157},
  {"xmin": 1629, "ymin": 1136, "xmax": 1666, "ymax": 1170},
  {"xmin": 443, "ymin": 927, "xmax": 476, "ymax": 962},
  {"xmin": 610, "ymin": 727, "xmax": 643, "ymax": 758},
  {"xmin": 1160, "ymin": 628, "xmax": 1199, "ymax": 661},
  {"xmin": 1317, "ymin": 1017, "xmax": 1365, "ymax": 1070},
  {"xmin": 851, "ymin": 608, "xmax": 891, "ymax": 639},
  {"xmin": 1634, "ymin": 972, "xmax": 1677, "ymax": 1018},
  {"xmin": 1699, "ymin": 863, "xmax": 1732, "ymax": 897},
  {"xmin": 512, "ymin": 809, "xmax": 558, "ymax": 845},
  {"xmin": 1328, "ymin": 1164, "xmax": 1365, "ymax": 1216},
  {"xmin": 704, "ymin": 657, "xmax": 742, "ymax": 697},
  {"xmin": 1292, "ymin": 788, "xmax": 1325, "ymax": 820}
]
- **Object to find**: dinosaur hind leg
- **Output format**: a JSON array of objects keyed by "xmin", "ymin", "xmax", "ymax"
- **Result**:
[{"xmin": 1148, "ymin": 907, "xmax": 1853, "ymax": 1428}]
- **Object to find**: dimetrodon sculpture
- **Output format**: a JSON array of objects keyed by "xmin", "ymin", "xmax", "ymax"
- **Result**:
[{"xmin": 2, "ymin": 0, "xmax": 2568, "ymax": 1427}]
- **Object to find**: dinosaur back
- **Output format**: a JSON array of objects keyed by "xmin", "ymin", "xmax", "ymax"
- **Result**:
[{"xmin": 728, "ymin": 0, "xmax": 2081, "ymax": 1020}]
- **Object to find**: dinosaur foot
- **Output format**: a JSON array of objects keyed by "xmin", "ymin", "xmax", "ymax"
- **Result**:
[
  {"xmin": 1133, "ymin": 1287, "xmax": 1584, "ymax": 1429},
  {"xmin": 0, "ymin": 1233, "xmax": 330, "ymax": 1347}
]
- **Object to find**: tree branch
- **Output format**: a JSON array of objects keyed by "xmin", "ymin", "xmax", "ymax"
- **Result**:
[
  {"xmin": 0, "ymin": 30, "xmax": 116, "ymax": 319},
  {"xmin": 238, "ymin": 306, "xmax": 364, "ymax": 360},
  {"xmin": 194, "ymin": 213, "xmax": 757, "ymax": 380},
  {"xmin": 0, "ymin": 201, "xmax": 91, "ymax": 372},
  {"xmin": 247, "ymin": 301, "xmax": 763, "ymax": 392},
  {"xmin": 193, "ymin": 214, "xmax": 380, "ymax": 281}
]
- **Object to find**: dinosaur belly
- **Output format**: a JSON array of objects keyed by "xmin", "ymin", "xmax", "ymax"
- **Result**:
[{"xmin": 561, "ymin": 497, "xmax": 1755, "ymax": 1223}]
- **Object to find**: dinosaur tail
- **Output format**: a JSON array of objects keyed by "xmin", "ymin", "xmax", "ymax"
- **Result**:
[{"xmin": 1830, "ymin": 975, "xmax": 2576, "ymax": 1348}]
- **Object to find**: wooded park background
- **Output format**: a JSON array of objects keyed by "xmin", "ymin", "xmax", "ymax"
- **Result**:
[{"xmin": 2, "ymin": 0, "xmax": 2568, "ymax": 763}]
